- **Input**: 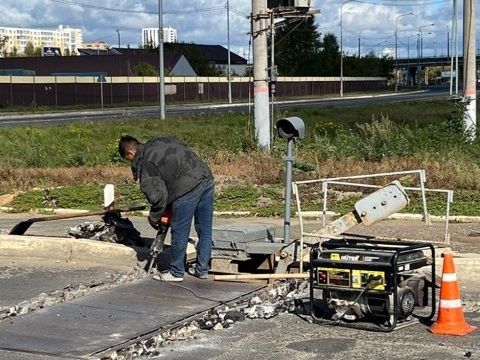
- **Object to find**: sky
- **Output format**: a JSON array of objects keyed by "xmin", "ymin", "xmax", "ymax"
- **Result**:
[{"xmin": 1, "ymin": 0, "xmax": 478, "ymax": 60}]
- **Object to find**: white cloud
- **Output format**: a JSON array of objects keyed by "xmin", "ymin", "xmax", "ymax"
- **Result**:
[{"xmin": 0, "ymin": 0, "xmax": 477, "ymax": 58}]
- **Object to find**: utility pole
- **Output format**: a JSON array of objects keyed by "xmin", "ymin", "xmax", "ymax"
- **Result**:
[
  {"xmin": 358, "ymin": 31, "xmax": 361, "ymax": 58},
  {"xmin": 158, "ymin": 0, "xmax": 165, "ymax": 120},
  {"xmin": 270, "ymin": 10, "xmax": 276, "ymax": 147},
  {"xmin": 395, "ymin": 12, "xmax": 413, "ymax": 92},
  {"xmin": 463, "ymin": 0, "xmax": 476, "ymax": 140},
  {"xmin": 451, "ymin": 0, "xmax": 459, "ymax": 95},
  {"xmin": 227, "ymin": 0, "xmax": 232, "ymax": 104},
  {"xmin": 340, "ymin": 0, "xmax": 354, "ymax": 98},
  {"xmin": 252, "ymin": 0, "xmax": 270, "ymax": 150},
  {"xmin": 116, "ymin": 29, "xmax": 120, "ymax": 48},
  {"xmin": 447, "ymin": 26, "xmax": 449, "ymax": 59}
]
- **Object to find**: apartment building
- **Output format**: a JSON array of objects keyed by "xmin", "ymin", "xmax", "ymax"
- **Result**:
[
  {"xmin": 0, "ymin": 25, "xmax": 83, "ymax": 55},
  {"xmin": 142, "ymin": 27, "xmax": 177, "ymax": 47}
]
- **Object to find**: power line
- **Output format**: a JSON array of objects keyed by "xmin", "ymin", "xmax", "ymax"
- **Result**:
[
  {"xmin": 46, "ymin": 0, "xmax": 224, "ymax": 15},
  {"xmin": 352, "ymin": 0, "xmax": 450, "ymax": 5}
]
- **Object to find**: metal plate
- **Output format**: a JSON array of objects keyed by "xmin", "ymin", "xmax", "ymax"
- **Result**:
[{"xmin": 0, "ymin": 277, "xmax": 264, "ymax": 358}]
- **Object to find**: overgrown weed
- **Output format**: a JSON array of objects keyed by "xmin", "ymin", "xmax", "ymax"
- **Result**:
[{"xmin": 2, "ymin": 99, "xmax": 480, "ymax": 215}]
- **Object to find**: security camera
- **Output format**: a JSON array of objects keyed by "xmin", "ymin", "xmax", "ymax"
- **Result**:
[{"xmin": 275, "ymin": 116, "xmax": 305, "ymax": 140}]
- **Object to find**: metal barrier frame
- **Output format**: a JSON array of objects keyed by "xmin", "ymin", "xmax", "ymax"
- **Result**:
[{"xmin": 292, "ymin": 170, "xmax": 453, "ymax": 272}]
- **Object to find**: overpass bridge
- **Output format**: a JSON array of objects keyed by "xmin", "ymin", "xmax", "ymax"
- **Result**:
[
  {"xmin": 396, "ymin": 54, "xmax": 480, "ymax": 85},
  {"xmin": 397, "ymin": 54, "xmax": 480, "ymax": 68}
]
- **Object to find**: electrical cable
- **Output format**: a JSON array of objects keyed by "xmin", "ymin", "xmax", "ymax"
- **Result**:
[
  {"xmin": 274, "ymin": 18, "xmax": 305, "ymax": 47},
  {"xmin": 353, "ymin": 0, "xmax": 449, "ymax": 5},
  {"xmin": 46, "ymin": 0, "xmax": 225, "ymax": 15},
  {"xmin": 163, "ymin": 280, "xmax": 229, "ymax": 305}
]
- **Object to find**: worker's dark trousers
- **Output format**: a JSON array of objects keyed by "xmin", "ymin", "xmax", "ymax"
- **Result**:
[{"xmin": 169, "ymin": 179, "xmax": 215, "ymax": 277}]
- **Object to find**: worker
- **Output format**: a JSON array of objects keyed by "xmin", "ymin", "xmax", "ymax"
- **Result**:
[{"xmin": 118, "ymin": 135, "xmax": 215, "ymax": 282}]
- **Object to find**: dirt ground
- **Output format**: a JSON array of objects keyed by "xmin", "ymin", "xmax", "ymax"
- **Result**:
[{"xmin": 343, "ymin": 218, "xmax": 480, "ymax": 254}]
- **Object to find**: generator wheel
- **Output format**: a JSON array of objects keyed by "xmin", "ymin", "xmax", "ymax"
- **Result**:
[{"xmin": 398, "ymin": 287, "xmax": 416, "ymax": 318}]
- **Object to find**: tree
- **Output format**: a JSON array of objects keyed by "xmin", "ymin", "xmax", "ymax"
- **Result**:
[
  {"xmin": 23, "ymin": 41, "xmax": 35, "ymax": 57},
  {"xmin": 10, "ymin": 46, "xmax": 18, "ymax": 57},
  {"xmin": 0, "ymin": 36, "xmax": 8, "ymax": 56},
  {"xmin": 355, "ymin": 51, "xmax": 393, "ymax": 79},
  {"xmin": 33, "ymin": 47, "xmax": 42, "ymax": 57},
  {"xmin": 132, "ymin": 61, "xmax": 158, "ymax": 76},
  {"xmin": 274, "ymin": 17, "xmax": 322, "ymax": 76},
  {"xmin": 318, "ymin": 33, "xmax": 340, "ymax": 76},
  {"xmin": 22, "ymin": 41, "xmax": 42, "ymax": 57}
]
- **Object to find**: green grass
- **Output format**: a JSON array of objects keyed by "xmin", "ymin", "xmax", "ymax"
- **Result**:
[
  {"xmin": 0, "ymin": 99, "xmax": 465, "ymax": 168},
  {"xmin": 2, "ymin": 98, "xmax": 480, "ymax": 218}
]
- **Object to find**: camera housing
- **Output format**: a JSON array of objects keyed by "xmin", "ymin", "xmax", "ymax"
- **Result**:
[{"xmin": 275, "ymin": 116, "xmax": 305, "ymax": 140}]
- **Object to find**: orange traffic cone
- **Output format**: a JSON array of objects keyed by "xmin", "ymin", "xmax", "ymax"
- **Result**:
[{"xmin": 429, "ymin": 252, "xmax": 477, "ymax": 336}]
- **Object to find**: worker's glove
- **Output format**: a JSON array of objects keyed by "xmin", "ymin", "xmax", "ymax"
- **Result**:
[{"xmin": 148, "ymin": 216, "xmax": 160, "ymax": 230}]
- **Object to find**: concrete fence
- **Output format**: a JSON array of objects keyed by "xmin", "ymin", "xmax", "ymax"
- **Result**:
[{"xmin": 0, "ymin": 75, "xmax": 387, "ymax": 107}]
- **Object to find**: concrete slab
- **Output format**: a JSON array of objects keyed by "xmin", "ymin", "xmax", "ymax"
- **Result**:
[
  {"xmin": 0, "ymin": 277, "xmax": 264, "ymax": 358},
  {"xmin": 0, "ymin": 235, "xmax": 141, "ymax": 266},
  {"xmin": 0, "ymin": 264, "xmax": 129, "ymax": 309}
]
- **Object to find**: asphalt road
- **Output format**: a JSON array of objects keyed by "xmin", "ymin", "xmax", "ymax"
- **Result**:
[
  {"xmin": 1, "ymin": 213, "xmax": 480, "ymax": 359},
  {"xmin": 0, "ymin": 85, "xmax": 454, "ymax": 127}
]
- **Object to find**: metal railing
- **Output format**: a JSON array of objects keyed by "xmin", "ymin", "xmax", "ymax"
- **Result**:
[{"xmin": 292, "ymin": 170, "xmax": 453, "ymax": 271}]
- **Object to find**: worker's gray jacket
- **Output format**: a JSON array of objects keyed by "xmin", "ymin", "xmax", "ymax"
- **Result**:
[{"xmin": 131, "ymin": 137, "xmax": 213, "ymax": 222}]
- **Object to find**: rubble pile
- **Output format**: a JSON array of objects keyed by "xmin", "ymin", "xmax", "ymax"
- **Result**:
[
  {"xmin": 100, "ymin": 279, "xmax": 310, "ymax": 360},
  {"xmin": 67, "ymin": 213, "xmax": 144, "ymax": 247},
  {"xmin": 0, "ymin": 265, "xmax": 147, "ymax": 321}
]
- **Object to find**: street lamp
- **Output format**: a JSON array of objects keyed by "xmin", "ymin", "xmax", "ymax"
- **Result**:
[
  {"xmin": 419, "ymin": 23, "xmax": 434, "ymax": 58},
  {"xmin": 407, "ymin": 33, "xmax": 419, "ymax": 86},
  {"xmin": 417, "ymin": 23, "xmax": 434, "ymax": 89},
  {"xmin": 226, "ymin": 0, "xmax": 232, "ymax": 104},
  {"xmin": 340, "ymin": 0, "xmax": 355, "ymax": 98},
  {"xmin": 395, "ymin": 12, "xmax": 413, "ymax": 91},
  {"xmin": 158, "ymin": 0, "xmax": 165, "ymax": 120}
]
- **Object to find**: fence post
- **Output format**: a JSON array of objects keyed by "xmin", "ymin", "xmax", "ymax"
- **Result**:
[
  {"xmin": 75, "ymin": 76, "xmax": 78, "ymax": 105},
  {"xmin": 33, "ymin": 75, "xmax": 36, "ymax": 106},
  {"xmin": 10, "ymin": 75, "xmax": 13, "ymax": 106},
  {"xmin": 55, "ymin": 76, "xmax": 58, "ymax": 107}
]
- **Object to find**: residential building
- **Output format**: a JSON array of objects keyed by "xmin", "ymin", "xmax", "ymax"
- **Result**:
[
  {"xmin": 81, "ymin": 41, "xmax": 110, "ymax": 51},
  {"xmin": 142, "ymin": 27, "xmax": 177, "ymax": 47},
  {"xmin": 0, "ymin": 25, "xmax": 83, "ymax": 56},
  {"xmin": 0, "ymin": 51, "xmax": 197, "ymax": 77},
  {"xmin": 164, "ymin": 43, "xmax": 249, "ymax": 76}
]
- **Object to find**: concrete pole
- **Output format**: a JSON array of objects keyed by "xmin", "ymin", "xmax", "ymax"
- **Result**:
[
  {"xmin": 158, "ymin": 0, "xmax": 166, "ymax": 120},
  {"xmin": 252, "ymin": 0, "xmax": 270, "ymax": 149},
  {"xmin": 395, "ymin": 13, "xmax": 413, "ymax": 92},
  {"xmin": 358, "ymin": 33, "xmax": 361, "ymax": 58},
  {"xmin": 417, "ymin": 33, "xmax": 421, "ymax": 90},
  {"xmin": 454, "ymin": 0, "xmax": 459, "ymax": 95},
  {"xmin": 340, "ymin": 1, "xmax": 352, "ymax": 97},
  {"xmin": 270, "ymin": 11, "xmax": 275, "ymax": 147},
  {"xmin": 463, "ymin": 0, "xmax": 476, "ymax": 140},
  {"xmin": 227, "ymin": 0, "xmax": 232, "ymax": 104}
]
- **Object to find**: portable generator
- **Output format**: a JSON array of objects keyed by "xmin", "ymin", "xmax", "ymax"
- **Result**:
[{"xmin": 309, "ymin": 237, "xmax": 436, "ymax": 331}]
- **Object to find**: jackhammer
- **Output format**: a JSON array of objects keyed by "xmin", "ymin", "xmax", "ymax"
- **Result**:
[{"xmin": 146, "ymin": 209, "xmax": 172, "ymax": 274}]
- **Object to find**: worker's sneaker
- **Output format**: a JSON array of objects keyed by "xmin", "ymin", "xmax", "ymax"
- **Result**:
[
  {"xmin": 188, "ymin": 266, "xmax": 208, "ymax": 279},
  {"xmin": 152, "ymin": 271, "xmax": 184, "ymax": 282}
]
